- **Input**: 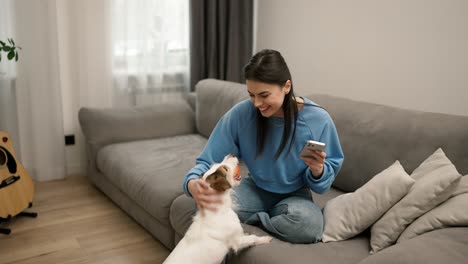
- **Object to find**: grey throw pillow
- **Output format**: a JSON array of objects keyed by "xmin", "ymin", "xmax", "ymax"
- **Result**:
[
  {"xmin": 322, "ymin": 161, "xmax": 415, "ymax": 242},
  {"xmin": 370, "ymin": 148, "xmax": 462, "ymax": 254},
  {"xmin": 397, "ymin": 175, "xmax": 468, "ymax": 242}
]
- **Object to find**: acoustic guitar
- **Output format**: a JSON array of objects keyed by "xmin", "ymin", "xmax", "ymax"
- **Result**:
[{"xmin": 0, "ymin": 131, "xmax": 35, "ymax": 219}]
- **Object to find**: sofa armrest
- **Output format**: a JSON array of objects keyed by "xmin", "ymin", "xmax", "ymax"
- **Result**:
[{"xmin": 78, "ymin": 101, "xmax": 196, "ymax": 149}]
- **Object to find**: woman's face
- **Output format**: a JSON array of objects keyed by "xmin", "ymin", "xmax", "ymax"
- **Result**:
[{"xmin": 246, "ymin": 80, "xmax": 291, "ymax": 118}]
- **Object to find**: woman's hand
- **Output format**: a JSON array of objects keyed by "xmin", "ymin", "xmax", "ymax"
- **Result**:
[
  {"xmin": 300, "ymin": 150, "xmax": 327, "ymax": 178},
  {"xmin": 187, "ymin": 179, "xmax": 223, "ymax": 214}
]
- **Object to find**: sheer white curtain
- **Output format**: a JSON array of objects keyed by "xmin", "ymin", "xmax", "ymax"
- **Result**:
[
  {"xmin": 64, "ymin": 0, "xmax": 190, "ymax": 109},
  {"xmin": 61, "ymin": 0, "xmax": 190, "ymax": 176},
  {"xmin": 0, "ymin": 0, "xmax": 20, "ymax": 150},
  {"xmin": 111, "ymin": 0, "xmax": 190, "ymax": 107},
  {"xmin": 0, "ymin": 0, "xmax": 190, "ymax": 180},
  {"xmin": 11, "ymin": 0, "xmax": 66, "ymax": 181}
]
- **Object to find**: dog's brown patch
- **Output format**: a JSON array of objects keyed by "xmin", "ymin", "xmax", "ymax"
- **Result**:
[{"xmin": 205, "ymin": 165, "xmax": 232, "ymax": 192}]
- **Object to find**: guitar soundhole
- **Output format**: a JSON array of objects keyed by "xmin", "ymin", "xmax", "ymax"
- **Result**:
[
  {"xmin": 0, "ymin": 149, "xmax": 6, "ymax": 168},
  {"xmin": 0, "ymin": 147, "xmax": 16, "ymax": 173}
]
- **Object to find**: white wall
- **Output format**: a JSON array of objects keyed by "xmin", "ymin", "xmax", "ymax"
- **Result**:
[{"xmin": 256, "ymin": 0, "xmax": 468, "ymax": 116}]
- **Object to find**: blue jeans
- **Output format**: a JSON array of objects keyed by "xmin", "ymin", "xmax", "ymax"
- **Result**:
[{"xmin": 232, "ymin": 175, "xmax": 323, "ymax": 244}]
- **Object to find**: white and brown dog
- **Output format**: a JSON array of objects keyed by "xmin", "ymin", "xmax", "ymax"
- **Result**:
[{"xmin": 163, "ymin": 154, "xmax": 272, "ymax": 264}]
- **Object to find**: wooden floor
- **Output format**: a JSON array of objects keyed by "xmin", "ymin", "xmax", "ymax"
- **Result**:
[{"xmin": 0, "ymin": 176, "xmax": 170, "ymax": 264}]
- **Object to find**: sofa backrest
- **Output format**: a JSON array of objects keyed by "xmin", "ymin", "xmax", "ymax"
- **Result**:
[
  {"xmin": 311, "ymin": 94, "xmax": 468, "ymax": 192},
  {"xmin": 195, "ymin": 79, "xmax": 249, "ymax": 138},
  {"xmin": 194, "ymin": 79, "xmax": 468, "ymax": 193}
]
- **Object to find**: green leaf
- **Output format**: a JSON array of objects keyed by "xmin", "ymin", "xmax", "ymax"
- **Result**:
[
  {"xmin": 3, "ymin": 46, "xmax": 12, "ymax": 52},
  {"xmin": 15, "ymin": 51, "xmax": 18, "ymax": 61},
  {"xmin": 8, "ymin": 50, "xmax": 15, "ymax": 60},
  {"xmin": 0, "ymin": 41, "xmax": 5, "ymax": 47},
  {"xmin": 8, "ymin": 38, "xmax": 13, "ymax": 45},
  {"xmin": 0, "ymin": 53, "xmax": 2, "ymax": 61},
  {"xmin": 10, "ymin": 39, "xmax": 15, "ymax": 46}
]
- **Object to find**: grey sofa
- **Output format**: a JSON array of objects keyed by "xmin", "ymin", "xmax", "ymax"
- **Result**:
[{"xmin": 79, "ymin": 79, "xmax": 468, "ymax": 263}]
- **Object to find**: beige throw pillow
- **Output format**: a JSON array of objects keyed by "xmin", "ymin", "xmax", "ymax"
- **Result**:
[
  {"xmin": 322, "ymin": 161, "xmax": 415, "ymax": 242},
  {"xmin": 397, "ymin": 175, "xmax": 468, "ymax": 242},
  {"xmin": 449, "ymin": 174, "xmax": 468, "ymax": 198},
  {"xmin": 370, "ymin": 148, "xmax": 462, "ymax": 253}
]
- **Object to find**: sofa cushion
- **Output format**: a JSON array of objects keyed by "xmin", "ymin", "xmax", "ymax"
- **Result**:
[
  {"xmin": 79, "ymin": 101, "xmax": 196, "ymax": 149},
  {"xmin": 171, "ymin": 187, "xmax": 345, "ymax": 238},
  {"xmin": 312, "ymin": 187, "xmax": 345, "ymax": 209},
  {"xmin": 310, "ymin": 94, "xmax": 468, "ymax": 193},
  {"xmin": 358, "ymin": 228, "xmax": 468, "ymax": 264},
  {"xmin": 96, "ymin": 134, "xmax": 207, "ymax": 226},
  {"xmin": 195, "ymin": 79, "xmax": 249, "ymax": 138},
  {"xmin": 170, "ymin": 194, "xmax": 197, "ymax": 238},
  {"xmin": 170, "ymin": 189, "xmax": 370, "ymax": 264},
  {"xmin": 229, "ymin": 225, "xmax": 370, "ymax": 264}
]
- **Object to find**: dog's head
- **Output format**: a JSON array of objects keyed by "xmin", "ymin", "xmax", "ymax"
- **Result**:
[{"xmin": 202, "ymin": 154, "xmax": 241, "ymax": 193}]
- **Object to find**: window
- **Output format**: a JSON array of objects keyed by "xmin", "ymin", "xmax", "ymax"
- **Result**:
[{"xmin": 111, "ymin": 0, "xmax": 190, "ymax": 93}]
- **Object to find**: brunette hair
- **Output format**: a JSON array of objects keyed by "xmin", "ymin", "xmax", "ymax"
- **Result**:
[{"xmin": 244, "ymin": 49, "xmax": 299, "ymax": 159}]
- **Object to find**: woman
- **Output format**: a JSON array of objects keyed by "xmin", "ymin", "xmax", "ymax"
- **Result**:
[{"xmin": 183, "ymin": 49, "xmax": 344, "ymax": 244}]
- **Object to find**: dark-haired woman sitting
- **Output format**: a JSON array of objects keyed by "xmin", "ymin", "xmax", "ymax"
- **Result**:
[{"xmin": 184, "ymin": 49, "xmax": 344, "ymax": 244}]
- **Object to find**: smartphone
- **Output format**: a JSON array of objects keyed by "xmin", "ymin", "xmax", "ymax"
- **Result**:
[{"xmin": 300, "ymin": 140, "xmax": 326, "ymax": 158}]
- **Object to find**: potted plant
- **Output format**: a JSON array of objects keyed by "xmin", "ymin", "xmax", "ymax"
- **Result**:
[{"xmin": 0, "ymin": 38, "xmax": 20, "ymax": 62}]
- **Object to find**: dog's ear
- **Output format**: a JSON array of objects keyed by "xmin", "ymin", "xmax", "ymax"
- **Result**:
[{"xmin": 205, "ymin": 165, "xmax": 232, "ymax": 192}]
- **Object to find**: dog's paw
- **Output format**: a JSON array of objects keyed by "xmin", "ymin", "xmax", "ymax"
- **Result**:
[{"xmin": 255, "ymin": 236, "xmax": 273, "ymax": 245}]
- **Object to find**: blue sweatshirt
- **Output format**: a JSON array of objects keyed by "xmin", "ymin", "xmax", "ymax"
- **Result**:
[{"xmin": 183, "ymin": 97, "xmax": 344, "ymax": 196}]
